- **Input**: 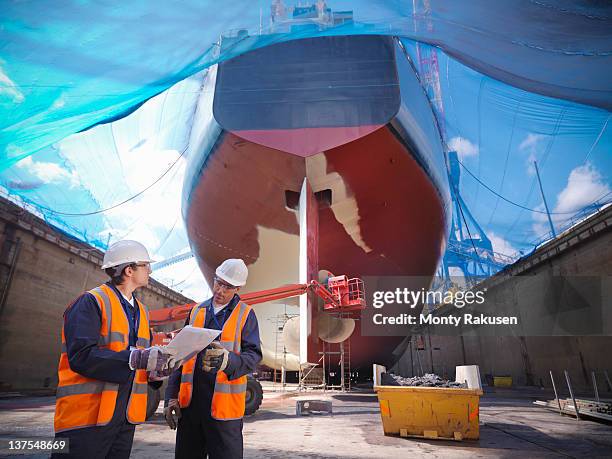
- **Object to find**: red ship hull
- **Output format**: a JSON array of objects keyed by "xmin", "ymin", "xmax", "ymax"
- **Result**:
[{"xmin": 183, "ymin": 35, "xmax": 450, "ymax": 370}]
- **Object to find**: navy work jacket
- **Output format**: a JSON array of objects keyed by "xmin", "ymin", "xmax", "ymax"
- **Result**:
[
  {"xmin": 62, "ymin": 282, "xmax": 158, "ymax": 388},
  {"xmin": 165, "ymin": 294, "xmax": 262, "ymax": 404}
]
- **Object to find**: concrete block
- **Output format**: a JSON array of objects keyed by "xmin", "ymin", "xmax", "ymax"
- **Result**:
[
  {"xmin": 296, "ymin": 399, "xmax": 332, "ymax": 416},
  {"xmin": 456, "ymin": 365, "xmax": 482, "ymax": 390}
]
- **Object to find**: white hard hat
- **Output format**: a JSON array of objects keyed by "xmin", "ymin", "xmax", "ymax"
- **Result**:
[
  {"xmin": 215, "ymin": 258, "xmax": 248, "ymax": 287},
  {"xmin": 101, "ymin": 240, "xmax": 155, "ymax": 269}
]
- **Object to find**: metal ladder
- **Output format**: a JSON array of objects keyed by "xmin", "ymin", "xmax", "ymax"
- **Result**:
[
  {"xmin": 321, "ymin": 337, "xmax": 351, "ymax": 392},
  {"xmin": 272, "ymin": 313, "xmax": 284, "ymax": 386},
  {"xmin": 341, "ymin": 337, "xmax": 351, "ymax": 392}
]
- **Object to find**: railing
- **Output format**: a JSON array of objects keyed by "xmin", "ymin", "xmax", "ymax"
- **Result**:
[{"xmin": 528, "ymin": 202, "xmax": 612, "ymax": 250}]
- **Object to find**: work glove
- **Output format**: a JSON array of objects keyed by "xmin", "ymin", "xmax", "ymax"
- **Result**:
[
  {"xmin": 164, "ymin": 399, "xmax": 181, "ymax": 430},
  {"xmin": 166, "ymin": 353, "xmax": 184, "ymax": 372},
  {"xmin": 148, "ymin": 367, "xmax": 173, "ymax": 381},
  {"xmin": 202, "ymin": 342, "xmax": 230, "ymax": 372},
  {"xmin": 148, "ymin": 355, "xmax": 184, "ymax": 380},
  {"xmin": 129, "ymin": 346, "xmax": 170, "ymax": 372}
]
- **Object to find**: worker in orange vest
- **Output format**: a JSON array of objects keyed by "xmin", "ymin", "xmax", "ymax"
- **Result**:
[
  {"xmin": 52, "ymin": 240, "xmax": 175, "ymax": 459},
  {"xmin": 164, "ymin": 258, "xmax": 262, "ymax": 459}
]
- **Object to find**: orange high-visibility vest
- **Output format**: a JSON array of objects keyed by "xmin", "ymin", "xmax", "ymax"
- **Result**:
[
  {"xmin": 178, "ymin": 300, "xmax": 252, "ymax": 420},
  {"xmin": 54, "ymin": 284, "xmax": 151, "ymax": 433}
]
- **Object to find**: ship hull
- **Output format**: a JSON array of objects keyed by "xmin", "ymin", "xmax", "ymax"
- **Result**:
[{"xmin": 183, "ymin": 35, "xmax": 450, "ymax": 371}]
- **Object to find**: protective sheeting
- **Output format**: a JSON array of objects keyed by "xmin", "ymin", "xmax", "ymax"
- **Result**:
[
  {"xmin": 400, "ymin": 39, "xmax": 611, "ymax": 256},
  {"xmin": 409, "ymin": 0, "xmax": 612, "ymax": 110},
  {"xmin": 0, "ymin": 71, "xmax": 212, "ymax": 298},
  {"xmin": 2, "ymin": 1, "xmax": 611, "ymax": 166},
  {"xmin": 0, "ymin": 1, "xmax": 611, "ymax": 298}
]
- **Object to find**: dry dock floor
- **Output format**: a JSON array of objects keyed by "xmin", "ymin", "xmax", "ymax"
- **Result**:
[{"xmin": 1, "ymin": 386, "xmax": 610, "ymax": 458}]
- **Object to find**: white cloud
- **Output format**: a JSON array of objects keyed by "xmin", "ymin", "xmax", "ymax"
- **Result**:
[
  {"xmin": 488, "ymin": 232, "xmax": 518, "ymax": 258},
  {"xmin": 0, "ymin": 62, "xmax": 25, "ymax": 103},
  {"xmin": 519, "ymin": 133, "xmax": 546, "ymax": 176},
  {"xmin": 118, "ymin": 147, "xmax": 182, "ymax": 191},
  {"xmin": 532, "ymin": 163, "xmax": 610, "ymax": 237},
  {"xmin": 151, "ymin": 257, "xmax": 211, "ymax": 301},
  {"xmin": 100, "ymin": 152, "xmax": 187, "ymax": 253},
  {"xmin": 16, "ymin": 156, "xmax": 80, "ymax": 188},
  {"xmin": 51, "ymin": 96, "xmax": 66, "ymax": 109},
  {"xmin": 448, "ymin": 137, "xmax": 478, "ymax": 159},
  {"xmin": 519, "ymin": 133, "xmax": 544, "ymax": 151},
  {"xmin": 554, "ymin": 164, "xmax": 609, "ymax": 214},
  {"xmin": 58, "ymin": 134, "xmax": 187, "ymax": 257}
]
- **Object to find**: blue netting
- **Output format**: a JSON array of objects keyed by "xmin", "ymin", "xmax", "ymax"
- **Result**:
[
  {"xmin": 2, "ymin": 1, "xmax": 610, "ymax": 167},
  {"xmin": 0, "ymin": 1, "xmax": 610, "ymax": 296}
]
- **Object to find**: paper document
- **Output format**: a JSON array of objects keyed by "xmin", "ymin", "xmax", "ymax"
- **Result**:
[{"xmin": 164, "ymin": 326, "xmax": 221, "ymax": 362}]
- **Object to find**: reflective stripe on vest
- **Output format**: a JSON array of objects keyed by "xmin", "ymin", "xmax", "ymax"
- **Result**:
[
  {"xmin": 54, "ymin": 284, "xmax": 151, "ymax": 433},
  {"xmin": 125, "ymin": 298, "xmax": 151, "ymax": 423},
  {"xmin": 178, "ymin": 303, "xmax": 206, "ymax": 408},
  {"xmin": 178, "ymin": 300, "xmax": 252, "ymax": 420}
]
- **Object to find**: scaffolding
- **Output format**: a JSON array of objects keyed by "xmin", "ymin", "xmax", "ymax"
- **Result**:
[
  {"xmin": 272, "ymin": 308, "xmax": 298, "ymax": 389},
  {"xmin": 321, "ymin": 336, "xmax": 351, "ymax": 392},
  {"xmin": 297, "ymin": 333, "xmax": 353, "ymax": 392},
  {"xmin": 299, "ymin": 359, "xmax": 325, "ymax": 390},
  {"xmin": 317, "ymin": 310, "xmax": 355, "ymax": 392}
]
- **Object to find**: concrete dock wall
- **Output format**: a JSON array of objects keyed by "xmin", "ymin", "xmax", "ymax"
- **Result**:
[
  {"xmin": 0, "ymin": 197, "xmax": 193, "ymax": 392},
  {"xmin": 393, "ymin": 206, "xmax": 612, "ymax": 393}
]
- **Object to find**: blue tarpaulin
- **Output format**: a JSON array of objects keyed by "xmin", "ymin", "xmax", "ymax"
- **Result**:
[{"xmin": 1, "ymin": 1, "xmax": 610, "ymax": 298}]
